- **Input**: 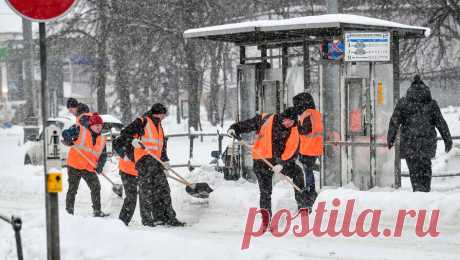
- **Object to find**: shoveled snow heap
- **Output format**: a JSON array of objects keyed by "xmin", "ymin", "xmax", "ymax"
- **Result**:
[{"xmin": 1, "ymin": 107, "xmax": 460, "ymax": 259}]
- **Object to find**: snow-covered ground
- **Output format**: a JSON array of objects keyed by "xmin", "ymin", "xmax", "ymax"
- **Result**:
[{"xmin": 1, "ymin": 107, "xmax": 460, "ymax": 259}]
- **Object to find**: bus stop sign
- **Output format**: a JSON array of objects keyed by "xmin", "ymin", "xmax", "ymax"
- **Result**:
[{"xmin": 6, "ymin": 0, "xmax": 78, "ymax": 22}]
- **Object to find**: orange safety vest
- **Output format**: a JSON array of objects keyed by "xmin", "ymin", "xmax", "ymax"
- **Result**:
[
  {"xmin": 119, "ymin": 157, "xmax": 138, "ymax": 176},
  {"xmin": 281, "ymin": 126, "xmax": 299, "ymax": 161},
  {"xmin": 134, "ymin": 116, "xmax": 164, "ymax": 162},
  {"xmin": 252, "ymin": 113, "xmax": 275, "ymax": 160},
  {"xmin": 67, "ymin": 125, "xmax": 106, "ymax": 173},
  {"xmin": 298, "ymin": 109, "xmax": 324, "ymax": 156}
]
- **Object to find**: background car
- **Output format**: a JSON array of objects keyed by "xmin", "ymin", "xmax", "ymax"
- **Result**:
[{"xmin": 24, "ymin": 115, "xmax": 123, "ymax": 165}]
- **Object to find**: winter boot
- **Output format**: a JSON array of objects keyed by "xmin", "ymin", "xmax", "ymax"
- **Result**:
[
  {"xmin": 261, "ymin": 210, "xmax": 271, "ymax": 233},
  {"xmin": 66, "ymin": 208, "xmax": 74, "ymax": 215},
  {"xmin": 93, "ymin": 210, "xmax": 110, "ymax": 217},
  {"xmin": 166, "ymin": 218, "xmax": 186, "ymax": 227}
]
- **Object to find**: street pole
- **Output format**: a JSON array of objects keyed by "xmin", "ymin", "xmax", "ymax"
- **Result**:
[{"xmin": 40, "ymin": 22, "xmax": 60, "ymax": 260}]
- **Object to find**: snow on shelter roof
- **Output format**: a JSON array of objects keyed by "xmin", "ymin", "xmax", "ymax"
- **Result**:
[{"xmin": 183, "ymin": 14, "xmax": 430, "ymax": 45}]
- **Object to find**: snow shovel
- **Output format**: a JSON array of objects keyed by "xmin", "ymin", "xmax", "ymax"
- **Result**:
[
  {"xmin": 238, "ymin": 139, "xmax": 302, "ymax": 192},
  {"xmin": 138, "ymin": 142, "xmax": 213, "ymax": 199},
  {"xmin": 73, "ymin": 148, "xmax": 123, "ymax": 198}
]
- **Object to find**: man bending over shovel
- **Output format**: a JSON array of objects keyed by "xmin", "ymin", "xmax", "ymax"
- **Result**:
[
  {"xmin": 228, "ymin": 107, "xmax": 309, "ymax": 232},
  {"xmin": 120, "ymin": 103, "xmax": 185, "ymax": 227}
]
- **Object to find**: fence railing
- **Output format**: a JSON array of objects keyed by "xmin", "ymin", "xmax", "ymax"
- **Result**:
[{"xmin": 0, "ymin": 214, "xmax": 24, "ymax": 260}]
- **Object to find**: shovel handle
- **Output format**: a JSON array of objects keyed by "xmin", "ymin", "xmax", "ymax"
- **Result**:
[
  {"xmin": 73, "ymin": 147, "xmax": 116, "ymax": 186},
  {"xmin": 138, "ymin": 142, "xmax": 193, "ymax": 187},
  {"xmin": 238, "ymin": 139, "xmax": 302, "ymax": 192}
]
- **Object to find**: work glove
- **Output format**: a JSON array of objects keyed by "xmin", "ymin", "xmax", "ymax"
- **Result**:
[
  {"xmin": 163, "ymin": 161, "xmax": 170, "ymax": 170},
  {"xmin": 387, "ymin": 141, "xmax": 394, "ymax": 150},
  {"xmin": 445, "ymin": 141, "xmax": 453, "ymax": 153},
  {"xmin": 131, "ymin": 138, "xmax": 142, "ymax": 149},
  {"xmin": 227, "ymin": 129, "xmax": 240, "ymax": 140},
  {"xmin": 272, "ymin": 164, "xmax": 283, "ymax": 175}
]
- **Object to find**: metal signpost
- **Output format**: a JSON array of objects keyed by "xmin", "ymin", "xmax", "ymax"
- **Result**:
[{"xmin": 5, "ymin": 1, "xmax": 78, "ymax": 259}]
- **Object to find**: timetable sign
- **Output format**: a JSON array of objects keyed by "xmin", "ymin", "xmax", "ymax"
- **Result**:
[{"xmin": 344, "ymin": 32, "xmax": 391, "ymax": 62}]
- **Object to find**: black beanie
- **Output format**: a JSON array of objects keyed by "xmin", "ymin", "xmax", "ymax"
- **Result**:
[
  {"xmin": 150, "ymin": 103, "xmax": 167, "ymax": 115},
  {"xmin": 67, "ymin": 98, "xmax": 78, "ymax": 108},
  {"xmin": 281, "ymin": 107, "xmax": 299, "ymax": 121},
  {"xmin": 76, "ymin": 103, "xmax": 90, "ymax": 116}
]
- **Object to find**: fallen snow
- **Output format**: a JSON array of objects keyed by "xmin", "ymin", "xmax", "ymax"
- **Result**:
[
  {"xmin": 1, "ymin": 106, "xmax": 460, "ymax": 259},
  {"xmin": 184, "ymin": 14, "xmax": 430, "ymax": 39}
]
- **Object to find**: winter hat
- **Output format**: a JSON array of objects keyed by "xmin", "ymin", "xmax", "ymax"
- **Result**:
[
  {"xmin": 89, "ymin": 113, "xmax": 103, "ymax": 126},
  {"xmin": 281, "ymin": 107, "xmax": 299, "ymax": 121},
  {"xmin": 76, "ymin": 103, "xmax": 90, "ymax": 116},
  {"xmin": 150, "ymin": 103, "xmax": 167, "ymax": 115},
  {"xmin": 413, "ymin": 74, "xmax": 421, "ymax": 83},
  {"xmin": 293, "ymin": 92, "xmax": 315, "ymax": 110},
  {"xmin": 67, "ymin": 98, "xmax": 78, "ymax": 108}
]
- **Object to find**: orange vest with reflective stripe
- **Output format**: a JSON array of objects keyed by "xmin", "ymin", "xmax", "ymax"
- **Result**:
[
  {"xmin": 119, "ymin": 157, "xmax": 138, "ymax": 176},
  {"xmin": 67, "ymin": 126, "xmax": 106, "ymax": 173},
  {"xmin": 281, "ymin": 126, "xmax": 299, "ymax": 161},
  {"xmin": 134, "ymin": 116, "xmax": 164, "ymax": 162},
  {"xmin": 252, "ymin": 114, "xmax": 274, "ymax": 160},
  {"xmin": 299, "ymin": 109, "xmax": 324, "ymax": 156}
]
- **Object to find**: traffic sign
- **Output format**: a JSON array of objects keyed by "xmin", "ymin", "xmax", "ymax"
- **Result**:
[
  {"xmin": 5, "ymin": 0, "xmax": 78, "ymax": 22},
  {"xmin": 344, "ymin": 32, "xmax": 391, "ymax": 62}
]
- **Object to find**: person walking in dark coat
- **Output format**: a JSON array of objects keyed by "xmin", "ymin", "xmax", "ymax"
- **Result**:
[
  {"xmin": 387, "ymin": 75, "xmax": 453, "ymax": 192},
  {"xmin": 119, "ymin": 103, "xmax": 184, "ymax": 227}
]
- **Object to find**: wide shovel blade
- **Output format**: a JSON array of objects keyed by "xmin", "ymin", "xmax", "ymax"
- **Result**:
[
  {"xmin": 112, "ymin": 184, "xmax": 123, "ymax": 198},
  {"xmin": 185, "ymin": 183, "xmax": 214, "ymax": 199}
]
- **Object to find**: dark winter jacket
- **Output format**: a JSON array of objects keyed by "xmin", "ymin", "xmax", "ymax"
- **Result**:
[
  {"xmin": 119, "ymin": 113, "xmax": 169, "ymax": 162},
  {"xmin": 293, "ymin": 92, "xmax": 316, "ymax": 136},
  {"xmin": 229, "ymin": 113, "xmax": 293, "ymax": 164},
  {"xmin": 387, "ymin": 81, "xmax": 452, "ymax": 159},
  {"xmin": 62, "ymin": 125, "xmax": 108, "ymax": 173}
]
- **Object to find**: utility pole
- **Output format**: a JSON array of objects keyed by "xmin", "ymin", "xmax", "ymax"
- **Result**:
[
  {"xmin": 22, "ymin": 18, "xmax": 39, "ymax": 141},
  {"xmin": 22, "ymin": 18, "xmax": 35, "ymax": 121}
]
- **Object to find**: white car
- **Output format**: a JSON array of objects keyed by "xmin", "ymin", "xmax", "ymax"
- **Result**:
[{"xmin": 24, "ymin": 115, "xmax": 123, "ymax": 165}]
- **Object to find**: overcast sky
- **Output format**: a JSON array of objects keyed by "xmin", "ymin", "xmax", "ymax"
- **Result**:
[{"xmin": 0, "ymin": 1, "xmax": 22, "ymax": 33}]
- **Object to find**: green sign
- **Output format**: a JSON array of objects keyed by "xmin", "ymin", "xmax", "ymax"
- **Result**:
[{"xmin": 0, "ymin": 47, "xmax": 7, "ymax": 61}]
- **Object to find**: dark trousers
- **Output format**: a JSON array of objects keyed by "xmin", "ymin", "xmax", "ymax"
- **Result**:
[
  {"xmin": 119, "ymin": 172, "xmax": 138, "ymax": 225},
  {"xmin": 299, "ymin": 155, "xmax": 319, "ymax": 207},
  {"xmin": 66, "ymin": 167, "xmax": 101, "ymax": 213},
  {"xmin": 136, "ymin": 157, "xmax": 176, "ymax": 226},
  {"xmin": 253, "ymin": 160, "xmax": 308, "ymax": 217},
  {"xmin": 406, "ymin": 157, "xmax": 432, "ymax": 192}
]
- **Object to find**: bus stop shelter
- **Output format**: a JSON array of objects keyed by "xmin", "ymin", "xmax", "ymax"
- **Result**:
[{"xmin": 184, "ymin": 14, "xmax": 430, "ymax": 190}]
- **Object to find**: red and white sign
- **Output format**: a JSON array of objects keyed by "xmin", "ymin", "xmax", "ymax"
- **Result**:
[{"xmin": 6, "ymin": 0, "xmax": 78, "ymax": 22}]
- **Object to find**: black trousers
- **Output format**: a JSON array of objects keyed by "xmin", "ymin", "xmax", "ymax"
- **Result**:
[
  {"xmin": 406, "ymin": 157, "xmax": 432, "ymax": 192},
  {"xmin": 253, "ymin": 160, "xmax": 308, "ymax": 216},
  {"xmin": 119, "ymin": 172, "xmax": 138, "ymax": 225},
  {"xmin": 299, "ymin": 155, "xmax": 319, "ymax": 207},
  {"xmin": 136, "ymin": 156, "xmax": 176, "ymax": 226},
  {"xmin": 66, "ymin": 167, "xmax": 101, "ymax": 213}
]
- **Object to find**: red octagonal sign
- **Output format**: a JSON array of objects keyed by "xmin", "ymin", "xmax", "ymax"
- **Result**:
[{"xmin": 6, "ymin": 0, "xmax": 78, "ymax": 22}]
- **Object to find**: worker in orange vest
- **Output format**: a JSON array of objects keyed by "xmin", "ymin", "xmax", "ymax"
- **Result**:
[
  {"xmin": 228, "ymin": 107, "xmax": 308, "ymax": 231},
  {"xmin": 119, "ymin": 103, "xmax": 184, "ymax": 227},
  {"xmin": 293, "ymin": 92, "xmax": 323, "ymax": 208},
  {"xmin": 62, "ymin": 113, "xmax": 109, "ymax": 217}
]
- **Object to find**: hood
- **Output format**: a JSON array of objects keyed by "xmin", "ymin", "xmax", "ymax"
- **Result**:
[
  {"xmin": 293, "ymin": 92, "xmax": 316, "ymax": 111},
  {"xmin": 406, "ymin": 81, "xmax": 432, "ymax": 103}
]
